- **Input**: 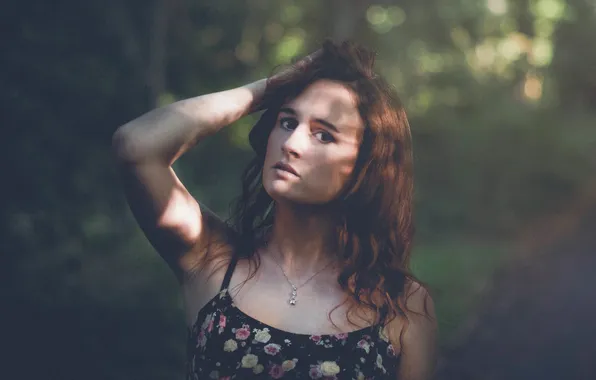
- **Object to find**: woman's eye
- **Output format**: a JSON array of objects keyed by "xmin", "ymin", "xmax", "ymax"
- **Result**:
[
  {"xmin": 279, "ymin": 117, "xmax": 334, "ymax": 143},
  {"xmin": 279, "ymin": 118, "xmax": 298, "ymax": 130},
  {"xmin": 314, "ymin": 131, "xmax": 335, "ymax": 143}
]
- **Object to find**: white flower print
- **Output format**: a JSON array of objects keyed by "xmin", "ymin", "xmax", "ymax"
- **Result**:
[
  {"xmin": 376, "ymin": 353, "xmax": 387, "ymax": 374},
  {"xmin": 320, "ymin": 361, "xmax": 341, "ymax": 376},
  {"xmin": 263, "ymin": 343, "xmax": 282, "ymax": 355},
  {"xmin": 200, "ymin": 313, "xmax": 213, "ymax": 331},
  {"xmin": 357, "ymin": 339, "xmax": 371, "ymax": 354},
  {"xmin": 241, "ymin": 354, "xmax": 258, "ymax": 368},
  {"xmin": 253, "ymin": 327, "xmax": 271, "ymax": 343},
  {"xmin": 208, "ymin": 370, "xmax": 218, "ymax": 379},
  {"xmin": 253, "ymin": 364, "xmax": 264, "ymax": 374},
  {"xmin": 223, "ymin": 339, "xmax": 237, "ymax": 352},
  {"xmin": 282, "ymin": 359, "xmax": 297, "ymax": 371}
]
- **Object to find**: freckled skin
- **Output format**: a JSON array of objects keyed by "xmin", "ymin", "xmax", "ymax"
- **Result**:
[{"xmin": 263, "ymin": 79, "xmax": 365, "ymax": 205}]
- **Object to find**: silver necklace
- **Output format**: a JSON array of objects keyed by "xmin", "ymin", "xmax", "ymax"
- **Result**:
[{"xmin": 270, "ymin": 250, "xmax": 335, "ymax": 306}]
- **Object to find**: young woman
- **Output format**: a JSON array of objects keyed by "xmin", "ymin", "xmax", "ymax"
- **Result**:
[{"xmin": 113, "ymin": 40, "xmax": 437, "ymax": 379}]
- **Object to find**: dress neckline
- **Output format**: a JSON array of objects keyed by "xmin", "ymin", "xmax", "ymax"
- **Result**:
[{"xmin": 195, "ymin": 287, "xmax": 378, "ymax": 340}]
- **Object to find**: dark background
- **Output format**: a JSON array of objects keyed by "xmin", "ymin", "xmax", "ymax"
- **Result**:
[{"xmin": 2, "ymin": 0, "xmax": 595, "ymax": 379}]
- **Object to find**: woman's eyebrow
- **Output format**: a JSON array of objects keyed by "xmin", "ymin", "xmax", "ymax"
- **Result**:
[{"xmin": 279, "ymin": 107, "xmax": 339, "ymax": 133}]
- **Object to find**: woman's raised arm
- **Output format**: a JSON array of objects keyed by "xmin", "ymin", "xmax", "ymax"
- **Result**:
[{"xmin": 111, "ymin": 79, "xmax": 268, "ymax": 280}]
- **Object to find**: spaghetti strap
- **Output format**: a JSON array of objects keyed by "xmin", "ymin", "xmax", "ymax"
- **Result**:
[{"xmin": 220, "ymin": 254, "xmax": 238, "ymax": 291}]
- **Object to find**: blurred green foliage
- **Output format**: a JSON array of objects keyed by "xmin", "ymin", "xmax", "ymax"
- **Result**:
[
  {"xmin": 3, "ymin": 0, "xmax": 595, "ymax": 378},
  {"xmin": 411, "ymin": 241, "xmax": 509, "ymax": 343}
]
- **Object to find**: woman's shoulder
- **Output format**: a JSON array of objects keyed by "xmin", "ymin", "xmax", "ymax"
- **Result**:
[
  {"xmin": 403, "ymin": 280, "xmax": 434, "ymax": 310},
  {"xmin": 383, "ymin": 279, "xmax": 437, "ymax": 375}
]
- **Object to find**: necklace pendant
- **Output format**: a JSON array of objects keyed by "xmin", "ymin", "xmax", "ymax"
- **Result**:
[{"xmin": 289, "ymin": 287, "xmax": 297, "ymax": 306}]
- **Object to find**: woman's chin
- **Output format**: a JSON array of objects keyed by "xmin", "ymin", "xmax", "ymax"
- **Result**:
[
  {"xmin": 264, "ymin": 180, "xmax": 331, "ymax": 205},
  {"xmin": 267, "ymin": 189, "xmax": 333, "ymax": 208},
  {"xmin": 265, "ymin": 185, "xmax": 296, "ymax": 202},
  {"xmin": 263, "ymin": 182, "xmax": 302, "ymax": 203}
]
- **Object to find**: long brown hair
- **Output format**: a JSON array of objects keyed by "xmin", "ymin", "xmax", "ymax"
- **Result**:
[{"xmin": 228, "ymin": 39, "xmax": 431, "ymax": 347}]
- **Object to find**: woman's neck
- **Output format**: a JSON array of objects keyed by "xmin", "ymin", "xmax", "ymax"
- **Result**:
[{"xmin": 264, "ymin": 202, "xmax": 339, "ymax": 278}]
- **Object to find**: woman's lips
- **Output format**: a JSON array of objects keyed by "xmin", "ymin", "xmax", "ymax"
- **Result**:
[{"xmin": 273, "ymin": 162, "xmax": 299, "ymax": 176}]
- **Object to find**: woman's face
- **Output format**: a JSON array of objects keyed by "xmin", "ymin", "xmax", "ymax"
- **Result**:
[{"xmin": 263, "ymin": 79, "xmax": 365, "ymax": 205}]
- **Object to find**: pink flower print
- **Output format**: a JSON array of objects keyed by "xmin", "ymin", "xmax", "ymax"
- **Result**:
[
  {"xmin": 196, "ymin": 331, "xmax": 207, "ymax": 349},
  {"xmin": 207, "ymin": 319, "xmax": 214, "ymax": 333},
  {"xmin": 334, "ymin": 333, "xmax": 348, "ymax": 340},
  {"xmin": 357, "ymin": 339, "xmax": 370, "ymax": 353},
  {"xmin": 263, "ymin": 343, "xmax": 282, "ymax": 355},
  {"xmin": 310, "ymin": 335, "xmax": 322, "ymax": 343},
  {"xmin": 268, "ymin": 364, "xmax": 285, "ymax": 379},
  {"xmin": 218, "ymin": 315, "xmax": 226, "ymax": 333},
  {"xmin": 235, "ymin": 326, "xmax": 250, "ymax": 340},
  {"xmin": 309, "ymin": 366, "xmax": 323, "ymax": 379},
  {"xmin": 387, "ymin": 344, "xmax": 396, "ymax": 357},
  {"xmin": 219, "ymin": 377, "xmax": 231, "ymax": 380}
]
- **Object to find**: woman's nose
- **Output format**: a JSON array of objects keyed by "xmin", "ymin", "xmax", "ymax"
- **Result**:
[{"xmin": 281, "ymin": 126, "xmax": 308, "ymax": 158}]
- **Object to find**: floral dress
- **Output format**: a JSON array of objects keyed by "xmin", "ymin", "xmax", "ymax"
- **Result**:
[{"xmin": 187, "ymin": 257, "xmax": 400, "ymax": 379}]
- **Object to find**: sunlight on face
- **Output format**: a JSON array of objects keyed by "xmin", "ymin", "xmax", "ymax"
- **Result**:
[{"xmin": 262, "ymin": 79, "xmax": 365, "ymax": 205}]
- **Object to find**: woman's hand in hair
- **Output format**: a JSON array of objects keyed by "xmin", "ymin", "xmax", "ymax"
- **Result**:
[{"xmin": 251, "ymin": 48, "xmax": 324, "ymax": 113}]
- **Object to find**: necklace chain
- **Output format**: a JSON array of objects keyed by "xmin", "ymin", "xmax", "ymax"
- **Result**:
[{"xmin": 270, "ymin": 246, "xmax": 335, "ymax": 306}]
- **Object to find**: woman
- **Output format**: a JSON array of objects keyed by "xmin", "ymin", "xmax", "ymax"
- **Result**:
[{"xmin": 113, "ymin": 40, "xmax": 437, "ymax": 379}]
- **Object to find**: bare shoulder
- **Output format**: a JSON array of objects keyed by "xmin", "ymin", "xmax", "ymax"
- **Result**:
[
  {"xmin": 385, "ymin": 281, "xmax": 437, "ymax": 342},
  {"xmin": 404, "ymin": 280, "xmax": 436, "ymax": 319},
  {"xmin": 386, "ymin": 280, "xmax": 438, "ymax": 380}
]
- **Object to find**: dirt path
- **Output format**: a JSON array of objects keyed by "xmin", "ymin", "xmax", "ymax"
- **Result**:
[{"xmin": 436, "ymin": 206, "xmax": 596, "ymax": 380}]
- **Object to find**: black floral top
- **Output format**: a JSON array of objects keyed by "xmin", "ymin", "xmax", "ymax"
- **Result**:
[{"xmin": 187, "ymin": 257, "xmax": 400, "ymax": 379}]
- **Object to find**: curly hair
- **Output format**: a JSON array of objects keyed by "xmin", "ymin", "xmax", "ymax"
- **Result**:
[{"xmin": 227, "ymin": 39, "xmax": 431, "ymax": 349}]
